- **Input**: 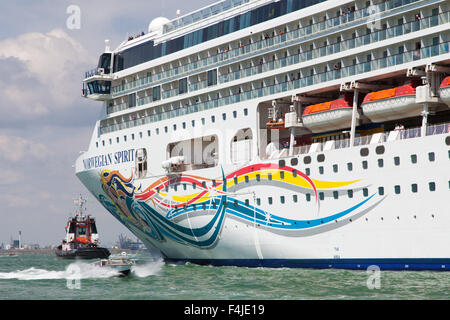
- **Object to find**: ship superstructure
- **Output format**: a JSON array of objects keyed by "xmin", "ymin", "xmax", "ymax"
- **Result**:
[{"xmin": 76, "ymin": 0, "xmax": 450, "ymax": 270}]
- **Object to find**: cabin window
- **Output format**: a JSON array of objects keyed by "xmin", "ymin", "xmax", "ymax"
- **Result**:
[
  {"xmin": 293, "ymin": 194, "xmax": 298, "ymax": 203},
  {"xmin": 347, "ymin": 162, "xmax": 353, "ymax": 171},
  {"xmin": 394, "ymin": 156, "xmax": 400, "ymax": 166},
  {"xmin": 348, "ymin": 190, "xmax": 353, "ymax": 198},
  {"xmin": 333, "ymin": 191, "xmax": 339, "ymax": 199},
  {"xmin": 306, "ymin": 194, "xmax": 311, "ymax": 202},
  {"xmin": 333, "ymin": 164, "xmax": 338, "ymax": 173},
  {"xmin": 428, "ymin": 152, "xmax": 435, "ymax": 162},
  {"xmin": 268, "ymin": 197, "xmax": 273, "ymax": 205},
  {"xmin": 411, "ymin": 154, "xmax": 417, "ymax": 164},
  {"xmin": 362, "ymin": 161, "xmax": 368, "ymax": 169},
  {"xmin": 291, "ymin": 158, "xmax": 298, "ymax": 166},
  {"xmin": 319, "ymin": 192, "xmax": 324, "ymax": 201},
  {"xmin": 363, "ymin": 188, "xmax": 368, "ymax": 197},
  {"xmin": 394, "ymin": 185, "xmax": 401, "ymax": 194},
  {"xmin": 280, "ymin": 196, "xmax": 285, "ymax": 204},
  {"xmin": 378, "ymin": 187, "xmax": 384, "ymax": 195},
  {"xmin": 411, "ymin": 184, "xmax": 418, "ymax": 193},
  {"xmin": 377, "ymin": 159, "xmax": 384, "ymax": 168},
  {"xmin": 429, "ymin": 182, "xmax": 436, "ymax": 192}
]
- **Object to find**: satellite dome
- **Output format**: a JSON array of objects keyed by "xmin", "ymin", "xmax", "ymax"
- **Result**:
[{"xmin": 148, "ymin": 17, "xmax": 170, "ymax": 35}]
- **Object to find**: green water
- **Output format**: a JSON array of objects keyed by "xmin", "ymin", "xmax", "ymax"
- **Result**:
[{"xmin": 0, "ymin": 252, "xmax": 449, "ymax": 300}]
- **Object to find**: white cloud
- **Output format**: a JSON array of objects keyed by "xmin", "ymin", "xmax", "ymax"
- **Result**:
[
  {"xmin": 0, "ymin": 135, "xmax": 49, "ymax": 163},
  {"xmin": 0, "ymin": 28, "xmax": 94, "ymax": 119}
]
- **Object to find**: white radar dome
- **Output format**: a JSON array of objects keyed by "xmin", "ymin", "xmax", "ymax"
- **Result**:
[{"xmin": 148, "ymin": 17, "xmax": 171, "ymax": 35}]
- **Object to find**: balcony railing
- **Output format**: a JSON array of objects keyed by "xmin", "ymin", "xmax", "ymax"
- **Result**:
[
  {"xmin": 100, "ymin": 40, "xmax": 450, "ymax": 134},
  {"xmin": 109, "ymin": 0, "xmax": 421, "ymax": 99}
]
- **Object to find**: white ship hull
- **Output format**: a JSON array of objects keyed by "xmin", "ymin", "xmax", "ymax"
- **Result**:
[{"xmin": 76, "ymin": 130, "xmax": 450, "ymax": 270}]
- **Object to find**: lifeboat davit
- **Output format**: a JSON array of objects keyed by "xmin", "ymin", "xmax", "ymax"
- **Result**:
[
  {"xmin": 439, "ymin": 76, "xmax": 450, "ymax": 107},
  {"xmin": 361, "ymin": 81, "xmax": 421, "ymax": 122},
  {"xmin": 301, "ymin": 94, "xmax": 353, "ymax": 133}
]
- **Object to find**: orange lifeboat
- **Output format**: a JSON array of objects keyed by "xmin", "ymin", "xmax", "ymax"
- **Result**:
[
  {"xmin": 266, "ymin": 119, "xmax": 286, "ymax": 130},
  {"xmin": 301, "ymin": 94, "xmax": 353, "ymax": 133},
  {"xmin": 361, "ymin": 81, "xmax": 421, "ymax": 122},
  {"xmin": 439, "ymin": 76, "xmax": 450, "ymax": 107}
]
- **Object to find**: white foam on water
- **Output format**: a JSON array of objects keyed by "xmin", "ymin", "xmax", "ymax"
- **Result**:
[
  {"xmin": 131, "ymin": 258, "xmax": 165, "ymax": 278},
  {"xmin": 0, "ymin": 261, "xmax": 119, "ymax": 281}
]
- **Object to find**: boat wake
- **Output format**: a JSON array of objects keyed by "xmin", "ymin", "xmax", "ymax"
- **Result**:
[
  {"xmin": 130, "ymin": 258, "xmax": 164, "ymax": 278},
  {"xmin": 0, "ymin": 262, "xmax": 119, "ymax": 281}
]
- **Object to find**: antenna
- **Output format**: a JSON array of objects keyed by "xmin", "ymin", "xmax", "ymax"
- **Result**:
[{"xmin": 74, "ymin": 194, "xmax": 87, "ymax": 219}]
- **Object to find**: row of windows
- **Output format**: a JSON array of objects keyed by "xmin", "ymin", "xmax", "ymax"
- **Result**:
[
  {"xmin": 281, "ymin": 151, "xmax": 446, "ymax": 175},
  {"xmin": 251, "ymin": 182, "xmax": 447, "ymax": 205},
  {"xmin": 97, "ymin": 109, "xmax": 248, "ymax": 147}
]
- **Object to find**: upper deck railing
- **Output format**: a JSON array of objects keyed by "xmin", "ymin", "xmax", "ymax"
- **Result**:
[
  {"xmin": 162, "ymin": 0, "xmax": 252, "ymax": 35},
  {"xmin": 100, "ymin": 39, "xmax": 450, "ymax": 134},
  {"xmin": 109, "ymin": 0, "xmax": 421, "ymax": 98},
  {"xmin": 280, "ymin": 123, "xmax": 450, "ymax": 159}
]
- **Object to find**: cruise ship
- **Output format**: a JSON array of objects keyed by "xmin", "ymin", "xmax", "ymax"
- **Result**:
[{"xmin": 76, "ymin": 0, "xmax": 450, "ymax": 270}]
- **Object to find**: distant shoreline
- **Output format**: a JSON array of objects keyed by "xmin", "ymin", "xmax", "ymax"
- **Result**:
[{"xmin": 0, "ymin": 248, "xmax": 145, "ymax": 255}]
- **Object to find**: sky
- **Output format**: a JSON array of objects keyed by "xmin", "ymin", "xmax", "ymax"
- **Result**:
[{"xmin": 0, "ymin": 0, "xmax": 213, "ymax": 247}]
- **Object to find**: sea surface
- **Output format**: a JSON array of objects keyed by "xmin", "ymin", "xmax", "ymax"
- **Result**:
[{"xmin": 0, "ymin": 251, "xmax": 449, "ymax": 300}]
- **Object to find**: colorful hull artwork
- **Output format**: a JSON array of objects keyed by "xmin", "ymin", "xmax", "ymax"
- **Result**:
[{"xmin": 98, "ymin": 164, "xmax": 379, "ymax": 250}]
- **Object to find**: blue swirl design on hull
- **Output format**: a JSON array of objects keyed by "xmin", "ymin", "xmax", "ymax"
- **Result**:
[{"xmin": 99, "ymin": 168, "xmax": 378, "ymax": 249}]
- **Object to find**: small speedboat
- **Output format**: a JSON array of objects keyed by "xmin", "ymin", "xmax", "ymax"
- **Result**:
[{"xmin": 92, "ymin": 254, "xmax": 136, "ymax": 277}]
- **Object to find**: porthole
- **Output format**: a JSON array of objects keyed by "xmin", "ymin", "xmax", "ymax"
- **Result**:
[
  {"xmin": 279, "ymin": 160, "xmax": 286, "ymax": 167},
  {"xmin": 363, "ymin": 188, "xmax": 368, "ymax": 197},
  {"xmin": 429, "ymin": 182, "xmax": 436, "ymax": 191},
  {"xmin": 377, "ymin": 159, "xmax": 384, "ymax": 168},
  {"xmin": 360, "ymin": 148, "xmax": 369, "ymax": 157},
  {"xmin": 376, "ymin": 145, "xmax": 385, "ymax": 154},
  {"xmin": 317, "ymin": 154, "xmax": 325, "ymax": 162},
  {"xmin": 303, "ymin": 156, "xmax": 312, "ymax": 164},
  {"xmin": 362, "ymin": 161, "xmax": 368, "ymax": 169},
  {"xmin": 445, "ymin": 136, "xmax": 450, "ymax": 145},
  {"xmin": 291, "ymin": 158, "xmax": 298, "ymax": 166}
]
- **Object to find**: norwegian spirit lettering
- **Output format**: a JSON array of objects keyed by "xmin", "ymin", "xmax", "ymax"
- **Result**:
[{"xmin": 83, "ymin": 149, "xmax": 135, "ymax": 170}]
